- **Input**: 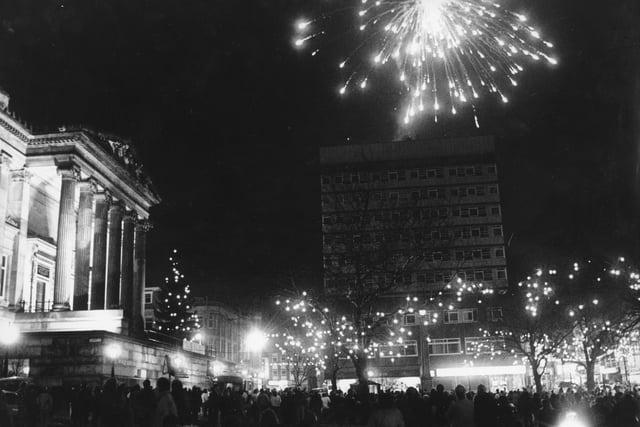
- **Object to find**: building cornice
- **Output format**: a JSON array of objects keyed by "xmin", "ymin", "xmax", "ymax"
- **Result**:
[
  {"xmin": 0, "ymin": 110, "xmax": 160, "ymax": 211},
  {"xmin": 0, "ymin": 114, "xmax": 30, "ymax": 143}
]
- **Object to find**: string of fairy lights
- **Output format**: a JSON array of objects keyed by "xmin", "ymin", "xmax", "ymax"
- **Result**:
[{"xmin": 272, "ymin": 257, "xmax": 640, "ymax": 382}]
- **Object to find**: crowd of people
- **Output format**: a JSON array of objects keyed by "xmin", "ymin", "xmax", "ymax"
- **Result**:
[{"xmin": 3, "ymin": 378, "xmax": 640, "ymax": 427}]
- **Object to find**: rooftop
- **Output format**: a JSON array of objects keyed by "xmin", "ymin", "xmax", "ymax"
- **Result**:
[{"xmin": 319, "ymin": 136, "xmax": 495, "ymax": 165}]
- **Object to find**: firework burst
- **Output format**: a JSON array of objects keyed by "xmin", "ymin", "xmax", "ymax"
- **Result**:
[{"xmin": 295, "ymin": 0, "xmax": 557, "ymax": 127}]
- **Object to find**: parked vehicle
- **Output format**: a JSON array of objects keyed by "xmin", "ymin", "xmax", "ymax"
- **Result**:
[{"xmin": 0, "ymin": 376, "xmax": 32, "ymax": 392}]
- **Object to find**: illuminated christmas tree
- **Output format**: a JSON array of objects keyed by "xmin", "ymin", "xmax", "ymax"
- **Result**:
[{"xmin": 154, "ymin": 249, "xmax": 200, "ymax": 341}]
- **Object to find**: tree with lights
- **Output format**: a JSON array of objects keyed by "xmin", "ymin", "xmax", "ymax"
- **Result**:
[
  {"xmin": 475, "ymin": 258, "xmax": 640, "ymax": 392},
  {"xmin": 482, "ymin": 280, "xmax": 573, "ymax": 394},
  {"xmin": 554, "ymin": 258, "xmax": 639, "ymax": 391},
  {"xmin": 272, "ymin": 306, "xmax": 326, "ymax": 388},
  {"xmin": 320, "ymin": 178, "xmax": 457, "ymax": 388},
  {"xmin": 284, "ymin": 349, "xmax": 319, "ymax": 389},
  {"xmin": 276, "ymin": 255, "xmax": 640, "ymax": 394},
  {"xmin": 154, "ymin": 249, "xmax": 200, "ymax": 341}
]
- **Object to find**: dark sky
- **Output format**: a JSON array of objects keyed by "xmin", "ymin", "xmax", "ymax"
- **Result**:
[{"xmin": 0, "ymin": 0, "xmax": 639, "ymax": 298}]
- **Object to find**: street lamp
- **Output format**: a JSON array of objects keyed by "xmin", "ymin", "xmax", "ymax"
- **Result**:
[
  {"xmin": 173, "ymin": 355, "xmax": 185, "ymax": 370},
  {"xmin": 104, "ymin": 343, "xmax": 122, "ymax": 378},
  {"xmin": 246, "ymin": 329, "xmax": 268, "ymax": 353},
  {"xmin": 0, "ymin": 322, "xmax": 19, "ymax": 377},
  {"xmin": 244, "ymin": 329, "xmax": 267, "ymax": 389}
]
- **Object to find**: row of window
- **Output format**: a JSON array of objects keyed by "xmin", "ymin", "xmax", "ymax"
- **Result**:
[
  {"xmin": 270, "ymin": 366, "xmax": 290, "ymax": 379},
  {"xmin": 451, "ymin": 185, "xmax": 499, "ymax": 198},
  {"xmin": 324, "ymin": 230, "xmax": 504, "ymax": 247},
  {"xmin": 454, "ymin": 248, "xmax": 505, "ymax": 261},
  {"xmin": 323, "ymin": 185, "xmax": 499, "ymax": 208},
  {"xmin": 323, "ymin": 226, "xmax": 503, "ymax": 247},
  {"xmin": 376, "ymin": 335, "xmax": 506, "ymax": 358},
  {"xmin": 403, "ymin": 307, "xmax": 503, "ymax": 326},
  {"xmin": 452, "ymin": 206, "xmax": 501, "ymax": 217},
  {"xmin": 404, "ymin": 309, "xmax": 478, "ymax": 325},
  {"xmin": 416, "ymin": 269, "xmax": 508, "ymax": 283},
  {"xmin": 321, "ymin": 165, "xmax": 498, "ymax": 186},
  {"xmin": 323, "ymin": 246, "xmax": 505, "ymax": 268},
  {"xmin": 429, "ymin": 336, "xmax": 506, "ymax": 356},
  {"xmin": 321, "ymin": 205, "xmax": 502, "ymax": 227},
  {"xmin": 323, "ymin": 268, "xmax": 508, "ymax": 288}
]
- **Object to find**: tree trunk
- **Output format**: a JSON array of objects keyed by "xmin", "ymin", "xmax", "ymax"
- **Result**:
[
  {"xmin": 585, "ymin": 361, "xmax": 596, "ymax": 392},
  {"xmin": 330, "ymin": 368, "xmax": 338, "ymax": 392},
  {"xmin": 353, "ymin": 356, "xmax": 368, "ymax": 383},
  {"xmin": 352, "ymin": 355, "xmax": 370, "ymax": 400},
  {"xmin": 532, "ymin": 368, "xmax": 543, "ymax": 393}
]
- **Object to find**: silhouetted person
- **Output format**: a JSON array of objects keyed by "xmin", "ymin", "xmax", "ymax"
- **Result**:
[
  {"xmin": 473, "ymin": 384, "xmax": 496, "ymax": 427},
  {"xmin": 368, "ymin": 393, "xmax": 405, "ymax": 427},
  {"xmin": 446, "ymin": 385, "xmax": 474, "ymax": 427},
  {"xmin": 155, "ymin": 377, "xmax": 177, "ymax": 427}
]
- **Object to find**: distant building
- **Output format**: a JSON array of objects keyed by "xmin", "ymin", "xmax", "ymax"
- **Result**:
[
  {"xmin": 193, "ymin": 296, "xmax": 264, "ymax": 382},
  {"xmin": 263, "ymin": 351, "xmax": 294, "ymax": 389},
  {"xmin": 319, "ymin": 137, "xmax": 516, "ymax": 391},
  {"xmin": 320, "ymin": 136, "xmax": 507, "ymax": 293},
  {"xmin": 193, "ymin": 297, "xmax": 245, "ymax": 363}
]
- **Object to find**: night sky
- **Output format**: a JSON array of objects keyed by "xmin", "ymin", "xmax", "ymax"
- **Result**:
[{"xmin": 0, "ymin": 0, "xmax": 639, "ymax": 299}]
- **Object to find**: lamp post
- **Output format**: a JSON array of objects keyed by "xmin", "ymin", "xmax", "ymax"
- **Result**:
[
  {"xmin": 244, "ymin": 329, "xmax": 267, "ymax": 387},
  {"xmin": 0, "ymin": 322, "xmax": 19, "ymax": 378},
  {"xmin": 105, "ymin": 343, "xmax": 122, "ymax": 378},
  {"xmin": 246, "ymin": 329, "xmax": 268, "ymax": 353}
]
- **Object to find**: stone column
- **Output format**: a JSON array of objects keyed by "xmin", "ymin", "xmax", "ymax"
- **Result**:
[
  {"xmin": 72, "ymin": 180, "xmax": 95, "ymax": 310},
  {"xmin": 0, "ymin": 153, "xmax": 12, "ymax": 267},
  {"xmin": 52, "ymin": 166, "xmax": 80, "ymax": 311},
  {"xmin": 132, "ymin": 219, "xmax": 150, "ymax": 335},
  {"xmin": 90, "ymin": 191, "xmax": 110, "ymax": 310},
  {"xmin": 105, "ymin": 200, "xmax": 123, "ymax": 309},
  {"xmin": 119, "ymin": 209, "xmax": 136, "ymax": 317},
  {"xmin": 7, "ymin": 168, "xmax": 30, "ymax": 309}
]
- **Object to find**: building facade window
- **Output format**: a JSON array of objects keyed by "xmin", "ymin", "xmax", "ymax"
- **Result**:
[
  {"xmin": 444, "ymin": 309, "xmax": 477, "ymax": 324},
  {"xmin": 489, "ymin": 307, "xmax": 503, "ymax": 321},
  {"xmin": 444, "ymin": 311, "xmax": 459, "ymax": 324},
  {"xmin": 144, "ymin": 292, "xmax": 153, "ymax": 305},
  {"xmin": 429, "ymin": 338, "xmax": 462, "ymax": 355},
  {"xmin": 461, "ymin": 309, "xmax": 478, "ymax": 323},
  {"xmin": 0, "ymin": 255, "xmax": 6, "ymax": 297},
  {"xmin": 465, "ymin": 336, "xmax": 506, "ymax": 355},
  {"xmin": 379, "ymin": 340, "xmax": 418, "ymax": 357},
  {"xmin": 404, "ymin": 314, "xmax": 416, "ymax": 325}
]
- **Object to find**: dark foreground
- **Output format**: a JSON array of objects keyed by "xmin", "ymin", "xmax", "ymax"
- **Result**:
[{"xmin": 2, "ymin": 377, "xmax": 640, "ymax": 427}]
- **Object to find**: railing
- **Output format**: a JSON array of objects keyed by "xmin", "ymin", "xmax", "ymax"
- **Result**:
[{"xmin": 18, "ymin": 299, "xmax": 53, "ymax": 313}]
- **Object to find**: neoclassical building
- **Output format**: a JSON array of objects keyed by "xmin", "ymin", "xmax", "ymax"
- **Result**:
[
  {"xmin": 0, "ymin": 91, "xmax": 213, "ymax": 386},
  {"xmin": 0, "ymin": 90, "xmax": 158, "ymax": 335}
]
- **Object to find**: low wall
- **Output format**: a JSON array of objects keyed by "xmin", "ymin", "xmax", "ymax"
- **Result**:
[{"xmin": 5, "ymin": 330, "xmax": 211, "ymax": 388}]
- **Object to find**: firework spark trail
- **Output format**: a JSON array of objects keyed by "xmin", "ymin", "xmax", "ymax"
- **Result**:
[{"xmin": 295, "ymin": 0, "xmax": 557, "ymax": 127}]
